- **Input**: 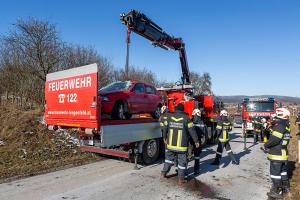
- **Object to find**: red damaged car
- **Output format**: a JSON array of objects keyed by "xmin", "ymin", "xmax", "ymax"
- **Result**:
[{"xmin": 99, "ymin": 81, "xmax": 162, "ymax": 119}]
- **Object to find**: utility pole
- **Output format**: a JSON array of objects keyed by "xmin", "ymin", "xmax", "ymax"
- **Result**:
[{"xmin": 125, "ymin": 29, "xmax": 131, "ymax": 80}]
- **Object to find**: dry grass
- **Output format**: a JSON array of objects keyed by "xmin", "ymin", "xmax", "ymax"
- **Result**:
[
  {"xmin": 0, "ymin": 106, "xmax": 100, "ymax": 181},
  {"xmin": 284, "ymin": 117, "xmax": 300, "ymax": 200}
]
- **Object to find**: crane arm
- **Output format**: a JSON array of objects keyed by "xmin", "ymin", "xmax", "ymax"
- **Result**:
[{"xmin": 120, "ymin": 9, "xmax": 190, "ymax": 84}]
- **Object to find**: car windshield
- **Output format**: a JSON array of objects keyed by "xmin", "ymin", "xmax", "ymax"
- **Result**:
[
  {"xmin": 100, "ymin": 81, "xmax": 131, "ymax": 92},
  {"xmin": 245, "ymin": 102, "xmax": 274, "ymax": 112}
]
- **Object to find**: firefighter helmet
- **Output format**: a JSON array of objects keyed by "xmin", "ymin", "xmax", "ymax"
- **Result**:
[
  {"xmin": 275, "ymin": 108, "xmax": 290, "ymax": 119},
  {"xmin": 220, "ymin": 110, "xmax": 228, "ymax": 116},
  {"xmin": 261, "ymin": 118, "xmax": 266, "ymax": 123},
  {"xmin": 192, "ymin": 109, "xmax": 201, "ymax": 116}
]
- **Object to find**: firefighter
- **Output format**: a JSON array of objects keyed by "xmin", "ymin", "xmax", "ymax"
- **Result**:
[
  {"xmin": 253, "ymin": 115, "xmax": 263, "ymax": 143},
  {"xmin": 211, "ymin": 110, "xmax": 238, "ymax": 165},
  {"xmin": 261, "ymin": 118, "xmax": 269, "ymax": 143},
  {"xmin": 160, "ymin": 103, "xmax": 200, "ymax": 186},
  {"xmin": 264, "ymin": 108, "xmax": 291, "ymax": 199},
  {"xmin": 191, "ymin": 108, "xmax": 205, "ymax": 175}
]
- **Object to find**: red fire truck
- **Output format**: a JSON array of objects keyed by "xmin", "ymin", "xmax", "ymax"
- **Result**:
[
  {"xmin": 45, "ymin": 10, "xmax": 221, "ymax": 165},
  {"xmin": 241, "ymin": 97, "xmax": 277, "ymax": 138}
]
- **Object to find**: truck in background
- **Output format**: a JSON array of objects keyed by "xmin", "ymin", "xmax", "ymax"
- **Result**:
[{"xmin": 241, "ymin": 97, "xmax": 277, "ymax": 137}]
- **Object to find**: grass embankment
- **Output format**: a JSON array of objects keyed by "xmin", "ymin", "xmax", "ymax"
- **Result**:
[
  {"xmin": 0, "ymin": 106, "xmax": 100, "ymax": 182},
  {"xmin": 285, "ymin": 117, "xmax": 300, "ymax": 200}
]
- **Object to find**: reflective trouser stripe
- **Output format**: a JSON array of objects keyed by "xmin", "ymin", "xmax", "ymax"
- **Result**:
[
  {"xmin": 227, "ymin": 150, "xmax": 232, "ymax": 153},
  {"xmin": 165, "ymin": 160, "xmax": 174, "ymax": 164},
  {"xmin": 194, "ymin": 157, "xmax": 200, "ymax": 160},
  {"xmin": 281, "ymin": 172, "xmax": 287, "ymax": 176},
  {"xmin": 270, "ymin": 175, "xmax": 281, "ymax": 179},
  {"xmin": 264, "ymin": 137, "xmax": 268, "ymax": 143},
  {"xmin": 216, "ymin": 152, "xmax": 222, "ymax": 155},
  {"xmin": 178, "ymin": 165, "xmax": 186, "ymax": 169}
]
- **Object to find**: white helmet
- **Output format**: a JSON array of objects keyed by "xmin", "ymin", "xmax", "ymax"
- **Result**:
[
  {"xmin": 161, "ymin": 105, "xmax": 167, "ymax": 114},
  {"xmin": 192, "ymin": 109, "xmax": 201, "ymax": 116},
  {"xmin": 220, "ymin": 110, "xmax": 228, "ymax": 117},
  {"xmin": 261, "ymin": 118, "xmax": 266, "ymax": 123},
  {"xmin": 275, "ymin": 108, "xmax": 290, "ymax": 119}
]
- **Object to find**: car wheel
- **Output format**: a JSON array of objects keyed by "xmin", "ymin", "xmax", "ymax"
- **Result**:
[
  {"xmin": 151, "ymin": 106, "xmax": 161, "ymax": 119},
  {"xmin": 112, "ymin": 101, "xmax": 126, "ymax": 120},
  {"xmin": 142, "ymin": 139, "xmax": 160, "ymax": 164}
]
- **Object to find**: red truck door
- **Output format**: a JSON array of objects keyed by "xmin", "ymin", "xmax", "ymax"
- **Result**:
[{"xmin": 45, "ymin": 63, "xmax": 99, "ymax": 130}]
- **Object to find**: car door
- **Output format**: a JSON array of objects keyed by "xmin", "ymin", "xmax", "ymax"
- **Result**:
[
  {"xmin": 145, "ymin": 85, "xmax": 158, "ymax": 112},
  {"xmin": 128, "ymin": 83, "xmax": 147, "ymax": 113}
]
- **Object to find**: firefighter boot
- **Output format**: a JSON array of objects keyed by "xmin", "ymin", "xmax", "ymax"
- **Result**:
[
  {"xmin": 194, "ymin": 159, "xmax": 200, "ymax": 175},
  {"xmin": 282, "ymin": 181, "xmax": 291, "ymax": 194},
  {"xmin": 267, "ymin": 184, "xmax": 283, "ymax": 199},
  {"xmin": 228, "ymin": 152, "xmax": 238, "ymax": 165},
  {"xmin": 211, "ymin": 155, "xmax": 220, "ymax": 165}
]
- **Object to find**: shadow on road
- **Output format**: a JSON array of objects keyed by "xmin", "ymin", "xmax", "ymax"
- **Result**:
[{"xmin": 186, "ymin": 147, "xmax": 253, "ymax": 177}]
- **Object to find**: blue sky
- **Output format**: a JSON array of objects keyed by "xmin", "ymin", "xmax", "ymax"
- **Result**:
[{"xmin": 0, "ymin": 0, "xmax": 299, "ymax": 97}]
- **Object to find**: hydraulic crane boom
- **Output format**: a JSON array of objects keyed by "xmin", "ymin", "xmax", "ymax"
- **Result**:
[{"xmin": 120, "ymin": 9, "xmax": 190, "ymax": 85}]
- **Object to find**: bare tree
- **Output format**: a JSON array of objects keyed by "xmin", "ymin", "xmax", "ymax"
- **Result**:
[
  {"xmin": 113, "ymin": 65, "xmax": 157, "ymax": 85},
  {"xmin": 62, "ymin": 45, "xmax": 114, "ymax": 88},
  {"xmin": 0, "ymin": 18, "xmax": 115, "ymax": 105},
  {"xmin": 190, "ymin": 71, "xmax": 212, "ymax": 95},
  {"xmin": 3, "ymin": 18, "xmax": 64, "ymax": 81}
]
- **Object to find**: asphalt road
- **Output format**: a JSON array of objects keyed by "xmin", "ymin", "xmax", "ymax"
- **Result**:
[{"xmin": 0, "ymin": 128, "xmax": 271, "ymax": 200}]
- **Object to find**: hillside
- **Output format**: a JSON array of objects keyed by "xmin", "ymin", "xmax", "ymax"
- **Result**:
[{"xmin": 220, "ymin": 95, "xmax": 300, "ymax": 104}]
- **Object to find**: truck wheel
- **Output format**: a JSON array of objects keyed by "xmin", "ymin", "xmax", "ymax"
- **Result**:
[
  {"xmin": 112, "ymin": 102, "xmax": 126, "ymax": 120},
  {"xmin": 151, "ymin": 106, "xmax": 161, "ymax": 119},
  {"xmin": 142, "ymin": 139, "xmax": 160, "ymax": 164}
]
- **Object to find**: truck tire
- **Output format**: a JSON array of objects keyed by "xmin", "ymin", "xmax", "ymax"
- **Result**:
[{"xmin": 142, "ymin": 139, "xmax": 160, "ymax": 164}]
